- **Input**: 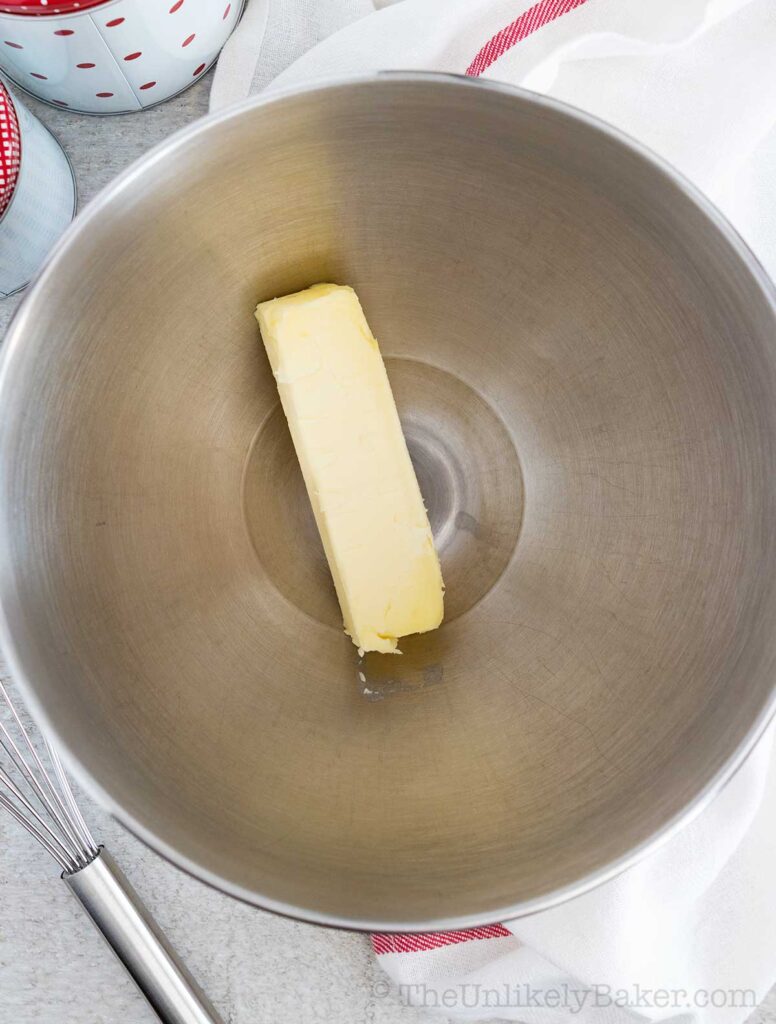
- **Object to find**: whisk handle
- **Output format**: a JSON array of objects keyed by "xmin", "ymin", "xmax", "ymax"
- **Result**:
[{"xmin": 64, "ymin": 847, "xmax": 224, "ymax": 1024}]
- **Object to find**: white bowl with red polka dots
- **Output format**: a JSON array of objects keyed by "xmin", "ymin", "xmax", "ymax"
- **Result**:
[{"xmin": 0, "ymin": 0, "xmax": 243, "ymax": 113}]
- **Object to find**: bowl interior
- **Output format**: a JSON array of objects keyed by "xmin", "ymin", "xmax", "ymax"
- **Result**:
[{"xmin": 2, "ymin": 76, "xmax": 776, "ymax": 928}]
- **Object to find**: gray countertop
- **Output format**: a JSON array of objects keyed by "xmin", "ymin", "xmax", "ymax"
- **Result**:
[{"xmin": 0, "ymin": 78, "xmax": 774, "ymax": 1024}]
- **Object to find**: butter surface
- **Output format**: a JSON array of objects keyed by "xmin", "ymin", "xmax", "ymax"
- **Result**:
[{"xmin": 256, "ymin": 284, "xmax": 444, "ymax": 653}]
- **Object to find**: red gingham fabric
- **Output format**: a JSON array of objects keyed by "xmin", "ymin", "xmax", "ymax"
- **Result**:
[{"xmin": 0, "ymin": 83, "xmax": 21, "ymax": 220}]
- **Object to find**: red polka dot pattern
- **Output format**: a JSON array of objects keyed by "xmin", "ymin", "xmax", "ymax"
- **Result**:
[
  {"xmin": 1, "ymin": 0, "xmax": 241, "ymax": 110},
  {"xmin": 0, "ymin": 83, "xmax": 21, "ymax": 219}
]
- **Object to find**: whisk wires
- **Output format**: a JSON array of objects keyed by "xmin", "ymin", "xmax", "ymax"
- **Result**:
[{"xmin": 0, "ymin": 678, "xmax": 98, "ymax": 873}]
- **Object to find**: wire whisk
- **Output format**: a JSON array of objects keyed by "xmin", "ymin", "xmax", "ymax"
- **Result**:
[
  {"xmin": 0, "ymin": 678, "xmax": 98, "ymax": 872},
  {"xmin": 0, "ymin": 678, "xmax": 223, "ymax": 1024}
]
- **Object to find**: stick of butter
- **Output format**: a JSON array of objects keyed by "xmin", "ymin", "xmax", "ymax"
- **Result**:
[{"xmin": 255, "ymin": 284, "xmax": 444, "ymax": 653}]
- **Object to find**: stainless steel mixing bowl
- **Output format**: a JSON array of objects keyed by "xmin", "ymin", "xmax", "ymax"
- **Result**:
[{"xmin": 2, "ymin": 74, "xmax": 776, "ymax": 930}]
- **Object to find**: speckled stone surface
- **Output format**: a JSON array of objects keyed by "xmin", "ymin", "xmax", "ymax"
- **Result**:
[{"xmin": 0, "ymin": 78, "xmax": 774, "ymax": 1024}]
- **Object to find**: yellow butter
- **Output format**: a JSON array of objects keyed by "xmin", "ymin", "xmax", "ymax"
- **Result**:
[{"xmin": 255, "ymin": 284, "xmax": 444, "ymax": 653}]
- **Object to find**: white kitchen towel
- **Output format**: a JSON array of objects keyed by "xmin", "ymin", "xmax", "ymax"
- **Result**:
[
  {"xmin": 211, "ymin": 2, "xmax": 776, "ymax": 1022},
  {"xmin": 370, "ymin": 723, "xmax": 776, "ymax": 1024},
  {"xmin": 209, "ymin": 0, "xmax": 377, "ymax": 110}
]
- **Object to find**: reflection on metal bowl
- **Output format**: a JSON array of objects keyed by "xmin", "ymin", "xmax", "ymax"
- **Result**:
[{"xmin": 1, "ymin": 75, "xmax": 776, "ymax": 930}]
